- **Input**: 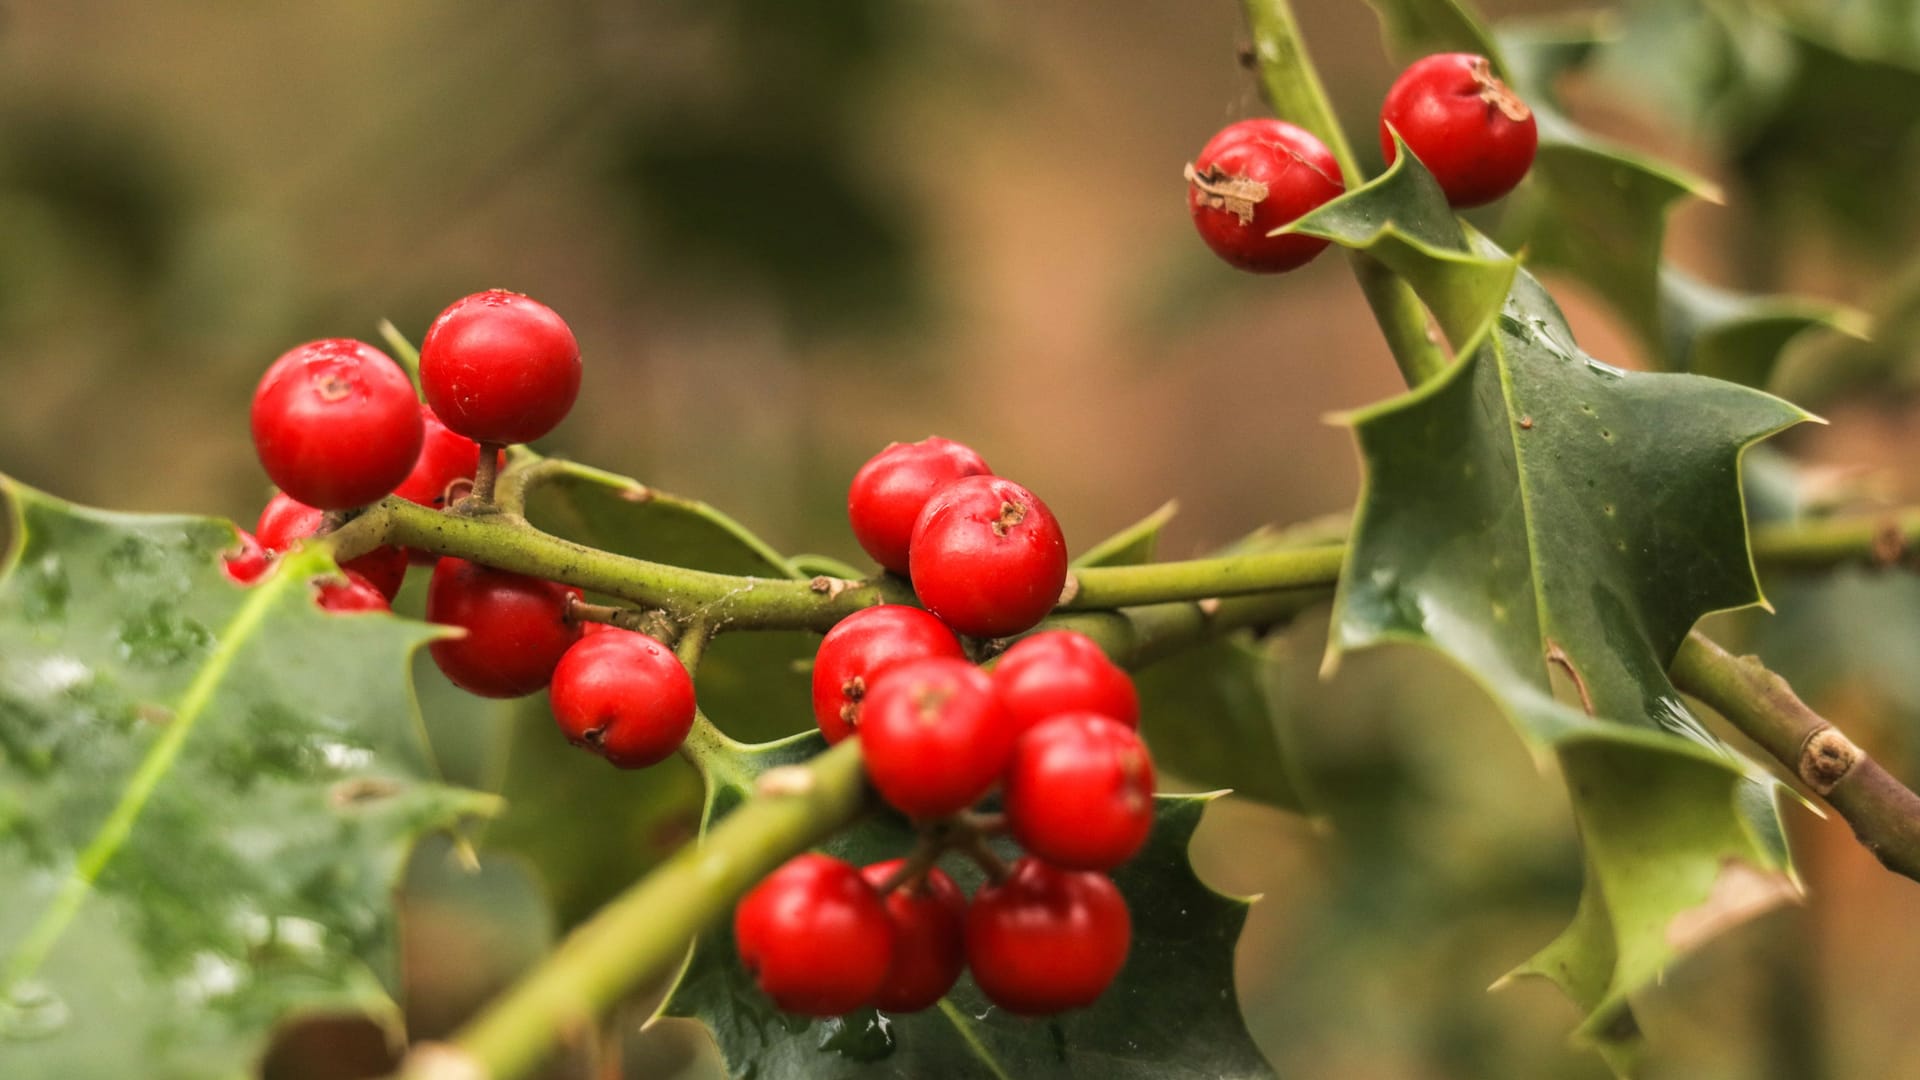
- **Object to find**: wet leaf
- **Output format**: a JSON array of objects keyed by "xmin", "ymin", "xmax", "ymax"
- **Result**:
[{"xmin": 0, "ymin": 477, "xmax": 492, "ymax": 1078}]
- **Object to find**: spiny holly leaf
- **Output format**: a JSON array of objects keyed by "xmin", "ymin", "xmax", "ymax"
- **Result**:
[
  {"xmin": 1070, "ymin": 505, "xmax": 1317, "ymax": 814},
  {"xmin": 662, "ymin": 734, "xmax": 1270, "ymax": 1079},
  {"xmin": 1294, "ymin": 154, "xmax": 1812, "ymax": 1068},
  {"xmin": 1364, "ymin": 0, "xmax": 1498, "ymax": 61},
  {"xmin": 0, "ymin": 477, "xmax": 492, "ymax": 1078},
  {"xmin": 1288, "ymin": 133, "xmax": 1516, "ymax": 348},
  {"xmin": 1658, "ymin": 268, "xmax": 1864, "ymax": 389},
  {"xmin": 521, "ymin": 459, "xmax": 814, "ymax": 743},
  {"xmin": 1338, "ymin": 273, "xmax": 1806, "ymax": 1067}
]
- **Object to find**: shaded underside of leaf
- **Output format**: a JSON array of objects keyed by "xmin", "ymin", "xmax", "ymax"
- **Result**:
[
  {"xmin": 662, "ymin": 757, "xmax": 1273, "ymax": 1080},
  {"xmin": 0, "ymin": 476, "xmax": 490, "ymax": 1078}
]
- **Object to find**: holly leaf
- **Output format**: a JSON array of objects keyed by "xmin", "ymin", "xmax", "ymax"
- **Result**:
[
  {"xmin": 1657, "ymin": 268, "xmax": 1865, "ymax": 389},
  {"xmin": 1328, "ymin": 259, "xmax": 1807, "ymax": 1068},
  {"xmin": 662, "ymin": 734, "xmax": 1271, "ymax": 1079},
  {"xmin": 1067, "ymin": 503, "xmax": 1316, "ymax": 814},
  {"xmin": 1287, "ymin": 133, "xmax": 1516, "ymax": 348},
  {"xmin": 521, "ymin": 459, "xmax": 814, "ymax": 743},
  {"xmin": 0, "ymin": 477, "xmax": 492, "ymax": 1078}
]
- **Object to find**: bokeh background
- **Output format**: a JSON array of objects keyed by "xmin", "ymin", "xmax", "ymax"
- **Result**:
[{"xmin": 5, "ymin": 1, "xmax": 1920, "ymax": 1077}]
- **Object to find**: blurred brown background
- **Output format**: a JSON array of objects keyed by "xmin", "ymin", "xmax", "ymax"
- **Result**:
[{"xmin": 4, "ymin": 1, "xmax": 1920, "ymax": 1077}]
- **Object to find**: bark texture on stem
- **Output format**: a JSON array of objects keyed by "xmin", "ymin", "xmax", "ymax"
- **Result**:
[{"xmin": 1672, "ymin": 631, "xmax": 1920, "ymax": 884}]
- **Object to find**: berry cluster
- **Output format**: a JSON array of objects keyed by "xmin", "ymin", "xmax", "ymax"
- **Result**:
[
  {"xmin": 741, "ymin": 626, "xmax": 1152, "ymax": 1018},
  {"xmin": 230, "ymin": 290, "xmax": 697, "ymax": 768},
  {"xmin": 1187, "ymin": 51, "xmax": 1537, "ymax": 272}
]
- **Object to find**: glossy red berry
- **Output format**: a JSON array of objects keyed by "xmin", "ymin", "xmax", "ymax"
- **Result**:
[
  {"xmin": 966, "ymin": 858, "xmax": 1131, "ymax": 1015},
  {"xmin": 811, "ymin": 605, "xmax": 966, "ymax": 744},
  {"xmin": 549, "ymin": 629, "xmax": 697, "ymax": 768},
  {"xmin": 315, "ymin": 570, "xmax": 391, "ymax": 615},
  {"xmin": 1005, "ymin": 713, "xmax": 1155, "ymax": 870},
  {"xmin": 419, "ymin": 290, "xmax": 581, "ymax": 445},
  {"xmin": 859, "ymin": 657, "xmax": 1017, "ymax": 819},
  {"xmin": 222, "ymin": 529, "xmax": 271, "ymax": 585},
  {"xmin": 859, "ymin": 861, "xmax": 967, "ymax": 1013},
  {"xmin": 909, "ymin": 476, "xmax": 1068, "ymax": 639},
  {"xmin": 992, "ymin": 630, "xmax": 1138, "ymax": 733},
  {"xmin": 734, "ymin": 853, "xmax": 895, "ymax": 1016},
  {"xmin": 256, "ymin": 493, "xmax": 408, "ymax": 601},
  {"xmin": 847, "ymin": 438, "xmax": 992, "ymax": 575},
  {"xmin": 1187, "ymin": 119, "xmax": 1346, "ymax": 273},
  {"xmin": 1380, "ymin": 53, "xmax": 1538, "ymax": 208},
  {"xmin": 394, "ymin": 403, "xmax": 496, "ymax": 509},
  {"xmin": 426, "ymin": 557, "xmax": 583, "ymax": 698},
  {"xmin": 250, "ymin": 338, "xmax": 423, "ymax": 510}
]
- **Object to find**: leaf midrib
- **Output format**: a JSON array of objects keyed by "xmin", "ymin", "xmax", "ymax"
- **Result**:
[{"xmin": 2, "ymin": 548, "xmax": 311, "ymax": 992}]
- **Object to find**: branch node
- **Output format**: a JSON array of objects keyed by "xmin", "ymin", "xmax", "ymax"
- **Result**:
[{"xmin": 1799, "ymin": 727, "xmax": 1860, "ymax": 795}]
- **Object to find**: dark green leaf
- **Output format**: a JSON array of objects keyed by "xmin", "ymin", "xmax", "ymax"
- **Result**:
[
  {"xmin": 663, "ymin": 736, "xmax": 1272, "ymax": 1080},
  {"xmin": 1135, "ymin": 636, "xmax": 1315, "ymax": 814},
  {"xmin": 0, "ymin": 477, "xmax": 492, "ymax": 1078},
  {"xmin": 1658, "ymin": 268, "xmax": 1863, "ymax": 389},
  {"xmin": 1326, "ymin": 250, "xmax": 1808, "ymax": 1065}
]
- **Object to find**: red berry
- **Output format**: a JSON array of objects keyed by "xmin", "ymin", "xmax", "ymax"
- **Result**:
[
  {"xmin": 222, "ymin": 529, "xmax": 271, "ymax": 585},
  {"xmin": 859, "ymin": 657, "xmax": 1016, "ymax": 819},
  {"xmin": 847, "ymin": 438, "xmax": 992, "ymax": 575},
  {"xmin": 908, "ymin": 476, "xmax": 1068, "ymax": 639},
  {"xmin": 315, "ymin": 570, "xmax": 392, "ymax": 614},
  {"xmin": 992, "ymin": 629, "xmax": 1138, "ymax": 733},
  {"xmin": 419, "ymin": 290, "xmax": 581, "ymax": 445},
  {"xmin": 250, "ymin": 338, "xmax": 424, "ymax": 510},
  {"xmin": 394, "ymin": 403, "xmax": 496, "ymax": 509},
  {"xmin": 811, "ymin": 605, "xmax": 966, "ymax": 744},
  {"xmin": 1005, "ymin": 713, "xmax": 1155, "ymax": 870},
  {"xmin": 426, "ymin": 557, "xmax": 582, "ymax": 698},
  {"xmin": 966, "ymin": 858, "xmax": 1131, "ymax": 1015},
  {"xmin": 549, "ymin": 629, "xmax": 697, "ymax": 768},
  {"xmin": 734, "ymin": 854, "xmax": 895, "ymax": 1016},
  {"xmin": 859, "ymin": 861, "xmax": 967, "ymax": 1013},
  {"xmin": 256, "ymin": 493, "xmax": 408, "ymax": 601},
  {"xmin": 1187, "ymin": 119, "xmax": 1345, "ymax": 273},
  {"xmin": 1380, "ymin": 53, "xmax": 1538, "ymax": 208}
]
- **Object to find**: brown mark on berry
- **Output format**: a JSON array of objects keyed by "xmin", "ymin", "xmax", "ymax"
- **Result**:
[
  {"xmin": 1469, "ymin": 57, "xmax": 1531, "ymax": 122},
  {"xmin": 911, "ymin": 683, "xmax": 956, "ymax": 725},
  {"xmin": 316, "ymin": 373, "xmax": 354, "ymax": 403},
  {"xmin": 992, "ymin": 500, "xmax": 1028, "ymax": 538},
  {"xmin": 1799, "ymin": 727, "xmax": 1858, "ymax": 795},
  {"xmin": 1184, "ymin": 161, "xmax": 1270, "ymax": 225},
  {"xmin": 330, "ymin": 777, "xmax": 403, "ymax": 808},
  {"xmin": 1545, "ymin": 640, "xmax": 1595, "ymax": 716}
]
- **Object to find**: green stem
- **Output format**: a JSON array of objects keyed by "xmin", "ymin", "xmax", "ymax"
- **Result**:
[
  {"xmin": 397, "ymin": 739, "xmax": 875, "ymax": 1080},
  {"xmin": 368, "ymin": 498, "xmax": 891, "ymax": 632},
  {"xmin": 1749, "ymin": 508, "xmax": 1920, "ymax": 573},
  {"xmin": 377, "ymin": 318, "xmax": 423, "ymax": 393},
  {"xmin": 1672, "ymin": 632, "xmax": 1920, "ymax": 884},
  {"xmin": 1241, "ymin": 0, "xmax": 1450, "ymax": 387},
  {"xmin": 1062, "ymin": 544, "xmax": 1344, "ymax": 610}
]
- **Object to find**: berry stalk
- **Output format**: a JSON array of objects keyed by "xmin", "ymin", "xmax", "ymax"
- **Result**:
[{"xmin": 1240, "ymin": 0, "xmax": 1450, "ymax": 386}]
